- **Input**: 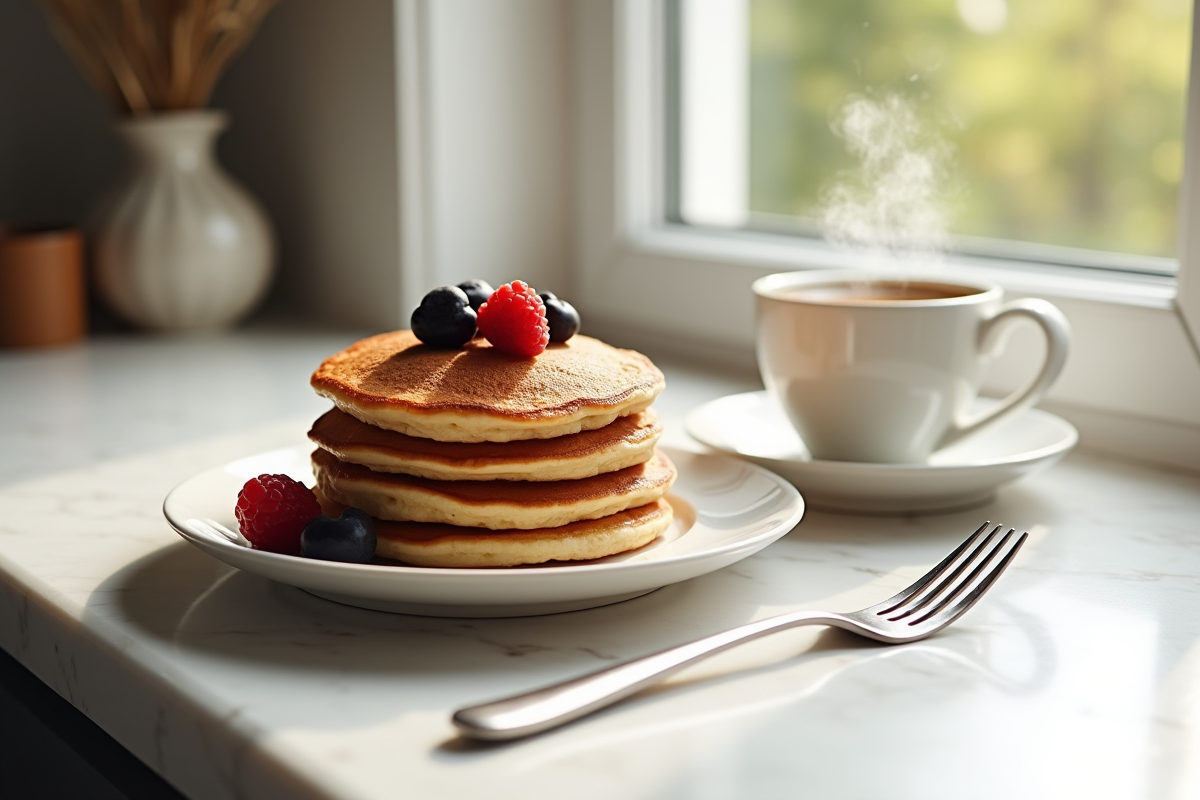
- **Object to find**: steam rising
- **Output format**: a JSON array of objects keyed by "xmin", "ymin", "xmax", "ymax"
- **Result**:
[{"xmin": 821, "ymin": 94, "xmax": 954, "ymax": 266}]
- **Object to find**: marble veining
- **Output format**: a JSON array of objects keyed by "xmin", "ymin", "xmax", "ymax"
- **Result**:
[{"xmin": 1, "ymin": 335, "xmax": 1199, "ymax": 800}]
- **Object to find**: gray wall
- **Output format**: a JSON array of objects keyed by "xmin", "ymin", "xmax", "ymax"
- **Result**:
[
  {"xmin": 0, "ymin": 1, "xmax": 121, "ymax": 226},
  {"xmin": 213, "ymin": 0, "xmax": 401, "ymax": 329}
]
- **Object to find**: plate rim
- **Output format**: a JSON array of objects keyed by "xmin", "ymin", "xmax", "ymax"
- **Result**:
[{"xmin": 162, "ymin": 443, "xmax": 806, "ymax": 582}]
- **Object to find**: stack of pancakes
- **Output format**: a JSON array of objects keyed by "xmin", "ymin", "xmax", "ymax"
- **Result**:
[{"xmin": 307, "ymin": 330, "xmax": 675, "ymax": 567}]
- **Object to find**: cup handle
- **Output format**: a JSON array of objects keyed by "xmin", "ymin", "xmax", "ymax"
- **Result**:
[{"xmin": 938, "ymin": 298, "xmax": 1071, "ymax": 450}]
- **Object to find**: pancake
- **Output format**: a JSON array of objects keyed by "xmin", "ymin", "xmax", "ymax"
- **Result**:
[
  {"xmin": 308, "ymin": 407, "xmax": 664, "ymax": 481},
  {"xmin": 310, "ymin": 331, "xmax": 665, "ymax": 442},
  {"xmin": 319, "ymin": 497, "xmax": 673, "ymax": 568},
  {"xmin": 312, "ymin": 447, "xmax": 677, "ymax": 530}
]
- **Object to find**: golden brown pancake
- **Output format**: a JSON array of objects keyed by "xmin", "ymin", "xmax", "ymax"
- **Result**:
[
  {"xmin": 308, "ymin": 407, "xmax": 663, "ymax": 481},
  {"xmin": 321, "ymin": 498, "xmax": 673, "ymax": 568},
  {"xmin": 310, "ymin": 332, "xmax": 665, "ymax": 442},
  {"xmin": 312, "ymin": 447, "xmax": 677, "ymax": 530}
]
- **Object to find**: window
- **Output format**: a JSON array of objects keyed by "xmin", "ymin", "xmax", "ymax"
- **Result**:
[
  {"xmin": 573, "ymin": 0, "xmax": 1200, "ymax": 470},
  {"xmin": 675, "ymin": 0, "xmax": 1192, "ymax": 275}
]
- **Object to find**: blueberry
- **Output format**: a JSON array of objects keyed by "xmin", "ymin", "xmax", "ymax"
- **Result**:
[
  {"xmin": 301, "ymin": 507, "xmax": 377, "ymax": 563},
  {"xmin": 539, "ymin": 292, "xmax": 581, "ymax": 342},
  {"xmin": 456, "ymin": 279, "xmax": 495, "ymax": 312},
  {"xmin": 412, "ymin": 286, "xmax": 477, "ymax": 347}
]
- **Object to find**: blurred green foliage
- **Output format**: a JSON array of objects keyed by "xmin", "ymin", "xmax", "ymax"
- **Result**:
[{"xmin": 748, "ymin": 0, "xmax": 1192, "ymax": 258}]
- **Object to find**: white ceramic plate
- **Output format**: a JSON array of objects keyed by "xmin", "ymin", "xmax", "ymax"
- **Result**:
[
  {"xmin": 162, "ymin": 444, "xmax": 805, "ymax": 617},
  {"xmin": 686, "ymin": 392, "xmax": 1078, "ymax": 514}
]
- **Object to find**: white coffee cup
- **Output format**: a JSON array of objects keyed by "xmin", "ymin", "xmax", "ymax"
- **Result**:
[{"xmin": 753, "ymin": 269, "xmax": 1071, "ymax": 463}]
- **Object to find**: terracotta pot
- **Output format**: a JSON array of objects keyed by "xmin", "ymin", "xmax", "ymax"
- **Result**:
[
  {"xmin": 91, "ymin": 110, "xmax": 275, "ymax": 330},
  {"xmin": 0, "ymin": 225, "xmax": 87, "ymax": 347}
]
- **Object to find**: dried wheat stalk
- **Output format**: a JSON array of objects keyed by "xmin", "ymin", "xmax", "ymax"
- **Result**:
[{"xmin": 40, "ymin": 0, "xmax": 278, "ymax": 115}]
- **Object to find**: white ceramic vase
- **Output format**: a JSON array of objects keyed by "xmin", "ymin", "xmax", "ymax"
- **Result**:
[{"xmin": 91, "ymin": 110, "xmax": 275, "ymax": 331}]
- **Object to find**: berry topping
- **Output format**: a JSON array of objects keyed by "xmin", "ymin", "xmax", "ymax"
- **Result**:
[
  {"xmin": 476, "ymin": 280, "xmax": 551, "ymax": 357},
  {"xmin": 456, "ymin": 279, "xmax": 495, "ymax": 312},
  {"xmin": 301, "ymin": 507, "xmax": 377, "ymax": 563},
  {"xmin": 411, "ymin": 286, "xmax": 477, "ymax": 348},
  {"xmin": 234, "ymin": 474, "xmax": 322, "ymax": 555},
  {"xmin": 539, "ymin": 292, "xmax": 581, "ymax": 343}
]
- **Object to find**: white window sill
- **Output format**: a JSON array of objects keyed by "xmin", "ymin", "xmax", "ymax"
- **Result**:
[{"xmin": 633, "ymin": 224, "xmax": 1179, "ymax": 310}]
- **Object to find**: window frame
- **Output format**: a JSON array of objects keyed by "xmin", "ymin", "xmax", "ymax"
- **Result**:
[{"xmin": 573, "ymin": 0, "xmax": 1200, "ymax": 470}]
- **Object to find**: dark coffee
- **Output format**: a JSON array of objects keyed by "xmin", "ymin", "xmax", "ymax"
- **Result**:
[{"xmin": 785, "ymin": 281, "xmax": 977, "ymax": 303}]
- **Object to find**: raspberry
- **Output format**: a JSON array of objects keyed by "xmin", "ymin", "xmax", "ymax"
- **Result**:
[
  {"xmin": 476, "ymin": 281, "xmax": 551, "ymax": 357},
  {"xmin": 234, "ymin": 474, "xmax": 322, "ymax": 555}
]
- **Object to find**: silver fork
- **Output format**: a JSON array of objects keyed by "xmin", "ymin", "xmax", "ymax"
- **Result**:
[{"xmin": 452, "ymin": 521, "xmax": 1027, "ymax": 741}]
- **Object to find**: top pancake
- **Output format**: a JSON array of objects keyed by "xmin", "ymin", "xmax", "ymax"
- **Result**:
[{"xmin": 311, "ymin": 331, "xmax": 665, "ymax": 442}]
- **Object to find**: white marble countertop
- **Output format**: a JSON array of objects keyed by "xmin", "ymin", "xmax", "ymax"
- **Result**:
[{"xmin": 2, "ymin": 331, "xmax": 1199, "ymax": 800}]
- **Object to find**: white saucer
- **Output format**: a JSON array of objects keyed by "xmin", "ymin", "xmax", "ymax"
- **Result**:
[
  {"xmin": 685, "ymin": 392, "xmax": 1078, "ymax": 514},
  {"xmin": 162, "ymin": 444, "xmax": 804, "ymax": 618}
]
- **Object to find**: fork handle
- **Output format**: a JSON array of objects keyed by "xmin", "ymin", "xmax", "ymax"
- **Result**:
[{"xmin": 452, "ymin": 609, "xmax": 842, "ymax": 741}]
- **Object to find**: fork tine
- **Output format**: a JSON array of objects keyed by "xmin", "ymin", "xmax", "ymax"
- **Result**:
[
  {"xmin": 870, "ymin": 521, "xmax": 991, "ymax": 615},
  {"xmin": 885, "ymin": 525, "xmax": 1009, "ymax": 621},
  {"xmin": 907, "ymin": 530, "xmax": 1028, "ymax": 627},
  {"xmin": 891, "ymin": 527, "xmax": 1015, "ymax": 622}
]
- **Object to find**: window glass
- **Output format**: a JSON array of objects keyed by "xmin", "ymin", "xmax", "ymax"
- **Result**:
[{"xmin": 678, "ymin": 0, "xmax": 1193, "ymax": 271}]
